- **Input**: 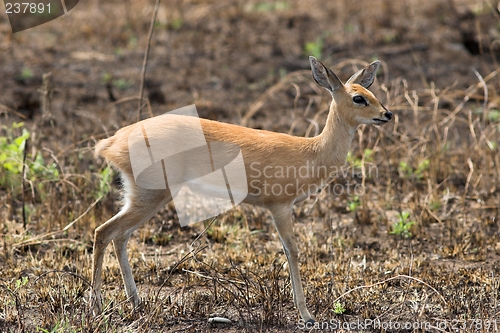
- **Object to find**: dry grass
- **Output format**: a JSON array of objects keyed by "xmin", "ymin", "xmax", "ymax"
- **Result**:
[{"xmin": 1, "ymin": 0, "xmax": 500, "ymax": 332}]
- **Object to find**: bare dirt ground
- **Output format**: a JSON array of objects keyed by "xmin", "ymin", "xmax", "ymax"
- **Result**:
[{"xmin": 1, "ymin": 0, "xmax": 500, "ymax": 332}]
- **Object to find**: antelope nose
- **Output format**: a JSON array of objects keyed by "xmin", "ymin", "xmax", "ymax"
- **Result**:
[{"xmin": 384, "ymin": 111, "xmax": 393, "ymax": 120}]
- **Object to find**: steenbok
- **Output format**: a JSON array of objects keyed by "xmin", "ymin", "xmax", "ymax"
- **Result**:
[{"xmin": 91, "ymin": 56, "xmax": 392, "ymax": 322}]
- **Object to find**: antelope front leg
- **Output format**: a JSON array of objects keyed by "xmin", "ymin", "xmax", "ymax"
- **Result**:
[
  {"xmin": 270, "ymin": 205, "xmax": 314, "ymax": 323},
  {"xmin": 90, "ymin": 210, "xmax": 132, "ymax": 313},
  {"xmin": 91, "ymin": 217, "xmax": 118, "ymax": 314}
]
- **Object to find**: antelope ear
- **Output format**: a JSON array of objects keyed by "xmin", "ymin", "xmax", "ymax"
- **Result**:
[
  {"xmin": 346, "ymin": 60, "xmax": 380, "ymax": 88},
  {"xmin": 309, "ymin": 56, "xmax": 344, "ymax": 93}
]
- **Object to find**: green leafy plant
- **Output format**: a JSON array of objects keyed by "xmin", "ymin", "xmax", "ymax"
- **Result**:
[
  {"xmin": 152, "ymin": 233, "xmax": 173, "ymax": 246},
  {"xmin": 101, "ymin": 74, "xmax": 133, "ymax": 90},
  {"xmin": 332, "ymin": 301, "xmax": 346, "ymax": 314},
  {"xmin": 390, "ymin": 211, "xmax": 415, "ymax": 239},
  {"xmin": 347, "ymin": 148, "xmax": 373, "ymax": 168},
  {"xmin": 20, "ymin": 67, "xmax": 34, "ymax": 80},
  {"xmin": 347, "ymin": 195, "xmax": 361, "ymax": 212},
  {"xmin": 304, "ymin": 37, "xmax": 323, "ymax": 59},
  {"xmin": 1, "ymin": 123, "xmax": 30, "ymax": 189},
  {"xmin": 5, "ymin": 276, "xmax": 29, "ymax": 307},
  {"xmin": 429, "ymin": 200, "xmax": 442, "ymax": 211},
  {"xmin": 169, "ymin": 17, "xmax": 184, "ymax": 30},
  {"xmin": 398, "ymin": 159, "xmax": 429, "ymax": 180},
  {"xmin": 101, "ymin": 72, "xmax": 112, "ymax": 85},
  {"xmin": 9, "ymin": 276, "xmax": 29, "ymax": 293},
  {"xmin": 36, "ymin": 320, "xmax": 73, "ymax": 333},
  {"xmin": 112, "ymin": 78, "xmax": 133, "ymax": 90},
  {"xmin": 0, "ymin": 122, "xmax": 59, "ymax": 193},
  {"xmin": 96, "ymin": 165, "xmax": 113, "ymax": 199},
  {"xmin": 253, "ymin": 1, "xmax": 289, "ymax": 12},
  {"xmin": 488, "ymin": 109, "xmax": 500, "ymax": 122}
]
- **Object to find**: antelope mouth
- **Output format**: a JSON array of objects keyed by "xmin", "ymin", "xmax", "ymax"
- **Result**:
[{"xmin": 373, "ymin": 118, "xmax": 389, "ymax": 124}]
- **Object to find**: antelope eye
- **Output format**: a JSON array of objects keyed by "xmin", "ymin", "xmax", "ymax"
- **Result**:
[{"xmin": 353, "ymin": 95, "xmax": 367, "ymax": 106}]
